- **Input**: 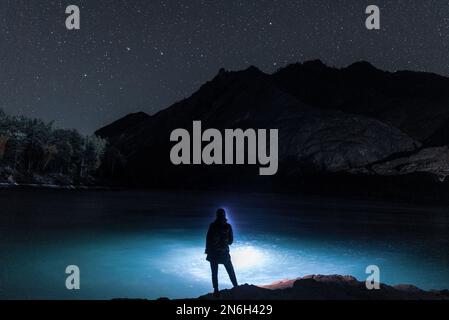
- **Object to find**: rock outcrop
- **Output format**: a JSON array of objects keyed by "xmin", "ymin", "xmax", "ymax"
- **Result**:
[
  {"xmin": 197, "ymin": 275, "xmax": 449, "ymax": 300},
  {"xmin": 371, "ymin": 147, "xmax": 449, "ymax": 180}
]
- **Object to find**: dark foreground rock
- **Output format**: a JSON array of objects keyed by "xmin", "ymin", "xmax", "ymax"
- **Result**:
[{"xmin": 197, "ymin": 275, "xmax": 449, "ymax": 300}]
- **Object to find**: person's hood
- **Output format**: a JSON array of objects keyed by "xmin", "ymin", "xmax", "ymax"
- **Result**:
[{"xmin": 214, "ymin": 218, "xmax": 228, "ymax": 224}]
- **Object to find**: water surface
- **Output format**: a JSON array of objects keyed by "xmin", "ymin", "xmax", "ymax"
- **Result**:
[{"xmin": 0, "ymin": 189, "xmax": 448, "ymax": 299}]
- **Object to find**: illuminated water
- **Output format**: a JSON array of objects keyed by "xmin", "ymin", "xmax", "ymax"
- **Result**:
[{"xmin": 0, "ymin": 189, "xmax": 448, "ymax": 299}]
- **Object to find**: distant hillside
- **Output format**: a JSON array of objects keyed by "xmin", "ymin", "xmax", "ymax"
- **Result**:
[
  {"xmin": 96, "ymin": 112, "xmax": 150, "ymax": 140},
  {"xmin": 95, "ymin": 61, "xmax": 449, "ymax": 200}
]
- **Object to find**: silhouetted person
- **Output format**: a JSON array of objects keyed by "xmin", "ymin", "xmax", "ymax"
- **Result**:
[{"xmin": 205, "ymin": 208, "xmax": 238, "ymax": 297}]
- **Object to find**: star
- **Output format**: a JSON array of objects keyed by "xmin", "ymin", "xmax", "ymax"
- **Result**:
[{"xmin": 0, "ymin": 1, "xmax": 447, "ymax": 134}]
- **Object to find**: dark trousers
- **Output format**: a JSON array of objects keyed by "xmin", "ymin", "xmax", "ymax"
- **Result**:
[{"xmin": 210, "ymin": 260, "xmax": 238, "ymax": 290}]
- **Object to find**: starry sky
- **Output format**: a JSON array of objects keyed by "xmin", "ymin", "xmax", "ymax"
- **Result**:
[{"xmin": 0, "ymin": 0, "xmax": 448, "ymax": 134}]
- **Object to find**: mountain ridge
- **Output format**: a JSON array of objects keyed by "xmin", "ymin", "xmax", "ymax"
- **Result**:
[{"xmin": 95, "ymin": 60, "xmax": 449, "ymax": 199}]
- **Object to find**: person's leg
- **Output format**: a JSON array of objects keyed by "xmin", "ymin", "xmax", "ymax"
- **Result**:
[
  {"xmin": 210, "ymin": 261, "xmax": 219, "ymax": 291},
  {"xmin": 224, "ymin": 260, "xmax": 238, "ymax": 287}
]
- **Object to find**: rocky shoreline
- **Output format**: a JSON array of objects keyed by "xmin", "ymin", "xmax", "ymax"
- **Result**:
[{"xmin": 195, "ymin": 275, "xmax": 449, "ymax": 300}]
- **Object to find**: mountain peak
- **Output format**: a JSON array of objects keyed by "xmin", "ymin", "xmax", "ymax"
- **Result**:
[
  {"xmin": 302, "ymin": 59, "xmax": 327, "ymax": 68},
  {"xmin": 345, "ymin": 61, "xmax": 381, "ymax": 73},
  {"xmin": 245, "ymin": 65, "xmax": 263, "ymax": 73},
  {"xmin": 213, "ymin": 65, "xmax": 265, "ymax": 82},
  {"xmin": 236, "ymin": 65, "xmax": 266, "ymax": 78},
  {"xmin": 274, "ymin": 60, "xmax": 331, "ymax": 76}
]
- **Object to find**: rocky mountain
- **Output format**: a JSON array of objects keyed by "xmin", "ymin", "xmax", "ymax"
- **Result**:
[
  {"xmin": 274, "ymin": 60, "xmax": 449, "ymax": 143},
  {"xmin": 196, "ymin": 275, "xmax": 449, "ymax": 300},
  {"xmin": 95, "ymin": 61, "xmax": 449, "ymax": 199}
]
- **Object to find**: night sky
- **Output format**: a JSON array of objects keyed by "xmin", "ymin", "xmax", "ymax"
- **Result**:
[{"xmin": 0, "ymin": 0, "xmax": 448, "ymax": 133}]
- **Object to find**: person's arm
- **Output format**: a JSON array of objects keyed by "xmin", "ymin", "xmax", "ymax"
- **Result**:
[
  {"xmin": 228, "ymin": 224, "xmax": 234, "ymax": 245},
  {"xmin": 205, "ymin": 225, "xmax": 212, "ymax": 254}
]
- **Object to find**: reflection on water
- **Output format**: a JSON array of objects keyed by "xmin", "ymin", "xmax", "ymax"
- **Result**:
[{"xmin": 0, "ymin": 189, "xmax": 448, "ymax": 299}]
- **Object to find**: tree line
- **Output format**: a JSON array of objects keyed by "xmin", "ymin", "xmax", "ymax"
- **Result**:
[{"xmin": 0, "ymin": 109, "xmax": 107, "ymax": 184}]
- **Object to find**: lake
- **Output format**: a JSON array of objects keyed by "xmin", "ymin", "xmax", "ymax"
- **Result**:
[{"xmin": 0, "ymin": 188, "xmax": 448, "ymax": 299}]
